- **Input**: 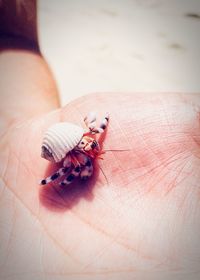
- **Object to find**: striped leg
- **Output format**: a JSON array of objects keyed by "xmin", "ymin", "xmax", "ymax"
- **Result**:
[
  {"xmin": 89, "ymin": 113, "xmax": 109, "ymax": 134},
  {"xmin": 80, "ymin": 158, "xmax": 94, "ymax": 180},
  {"xmin": 84, "ymin": 111, "xmax": 97, "ymax": 131},
  {"xmin": 39, "ymin": 154, "xmax": 72, "ymax": 185},
  {"xmin": 59, "ymin": 164, "xmax": 81, "ymax": 186},
  {"xmin": 39, "ymin": 165, "xmax": 70, "ymax": 185}
]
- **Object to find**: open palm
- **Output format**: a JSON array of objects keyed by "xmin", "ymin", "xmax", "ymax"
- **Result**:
[{"xmin": 1, "ymin": 92, "xmax": 200, "ymax": 280}]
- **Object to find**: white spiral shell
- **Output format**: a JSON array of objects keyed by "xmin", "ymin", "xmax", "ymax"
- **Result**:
[{"xmin": 41, "ymin": 122, "xmax": 84, "ymax": 163}]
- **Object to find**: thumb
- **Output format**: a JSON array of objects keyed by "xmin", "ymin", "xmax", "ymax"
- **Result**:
[{"xmin": 0, "ymin": 50, "xmax": 60, "ymax": 133}]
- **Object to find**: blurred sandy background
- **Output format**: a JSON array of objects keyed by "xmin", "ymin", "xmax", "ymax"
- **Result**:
[{"xmin": 38, "ymin": 0, "xmax": 200, "ymax": 105}]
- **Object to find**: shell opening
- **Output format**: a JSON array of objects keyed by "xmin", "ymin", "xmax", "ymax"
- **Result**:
[{"xmin": 41, "ymin": 146, "xmax": 55, "ymax": 162}]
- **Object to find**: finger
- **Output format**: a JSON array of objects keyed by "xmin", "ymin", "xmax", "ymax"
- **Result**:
[
  {"xmin": 0, "ymin": 0, "xmax": 60, "ymax": 131},
  {"xmin": 0, "ymin": 51, "xmax": 60, "ymax": 133}
]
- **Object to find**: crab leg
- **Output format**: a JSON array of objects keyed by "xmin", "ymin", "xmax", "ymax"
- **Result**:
[
  {"xmin": 39, "ymin": 165, "xmax": 70, "ymax": 185},
  {"xmin": 80, "ymin": 158, "xmax": 94, "ymax": 180},
  {"xmin": 88, "ymin": 113, "xmax": 109, "ymax": 134},
  {"xmin": 84, "ymin": 111, "xmax": 97, "ymax": 131},
  {"xmin": 59, "ymin": 165, "xmax": 81, "ymax": 186},
  {"xmin": 39, "ymin": 154, "xmax": 72, "ymax": 185}
]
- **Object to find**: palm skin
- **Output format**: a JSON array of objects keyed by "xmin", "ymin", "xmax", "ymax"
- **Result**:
[{"xmin": 1, "ymin": 92, "xmax": 200, "ymax": 280}]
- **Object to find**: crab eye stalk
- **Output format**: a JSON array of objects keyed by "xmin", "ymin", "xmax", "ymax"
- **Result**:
[
  {"xmin": 91, "ymin": 140, "xmax": 99, "ymax": 150},
  {"xmin": 77, "ymin": 139, "xmax": 86, "ymax": 149}
]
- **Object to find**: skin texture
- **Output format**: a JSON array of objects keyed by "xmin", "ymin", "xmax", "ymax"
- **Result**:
[
  {"xmin": 1, "ymin": 73, "xmax": 200, "ymax": 279},
  {"xmin": 0, "ymin": 1, "xmax": 200, "ymax": 280}
]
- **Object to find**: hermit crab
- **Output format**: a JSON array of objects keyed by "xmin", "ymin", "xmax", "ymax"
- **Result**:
[{"xmin": 39, "ymin": 112, "xmax": 109, "ymax": 186}]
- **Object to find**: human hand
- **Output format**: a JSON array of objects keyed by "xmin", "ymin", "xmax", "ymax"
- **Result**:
[
  {"xmin": 1, "ymin": 91, "xmax": 200, "ymax": 280},
  {"xmin": 1, "ymin": 1, "xmax": 200, "ymax": 278}
]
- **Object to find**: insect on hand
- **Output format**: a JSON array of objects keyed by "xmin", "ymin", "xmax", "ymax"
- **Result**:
[{"xmin": 39, "ymin": 112, "xmax": 109, "ymax": 186}]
